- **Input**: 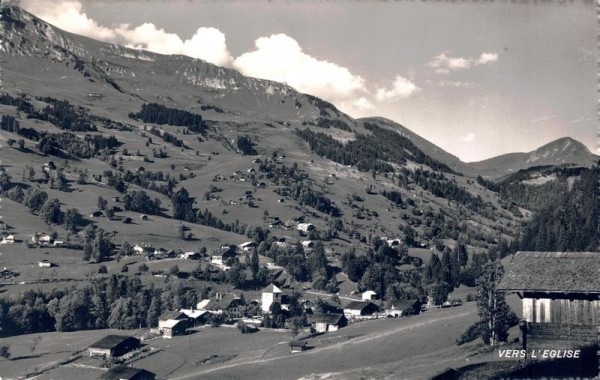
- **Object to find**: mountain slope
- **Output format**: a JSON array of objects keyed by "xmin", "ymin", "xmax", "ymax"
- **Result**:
[
  {"xmin": 358, "ymin": 117, "xmax": 472, "ymax": 175},
  {"xmin": 470, "ymin": 137, "xmax": 599, "ymax": 179}
]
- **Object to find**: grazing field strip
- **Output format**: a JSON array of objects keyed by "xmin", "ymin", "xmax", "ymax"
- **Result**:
[{"xmin": 170, "ymin": 309, "xmax": 473, "ymax": 379}]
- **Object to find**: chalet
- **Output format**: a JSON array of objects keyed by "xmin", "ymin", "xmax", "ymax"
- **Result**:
[
  {"xmin": 88, "ymin": 335, "xmax": 140, "ymax": 358},
  {"xmin": 161, "ymin": 319, "xmax": 187, "ymax": 339},
  {"xmin": 362, "ymin": 290, "xmax": 378, "ymax": 301},
  {"xmin": 158, "ymin": 310, "xmax": 188, "ymax": 329},
  {"xmin": 310, "ymin": 313, "xmax": 348, "ymax": 333},
  {"xmin": 262, "ymin": 284, "xmax": 283, "ymax": 313},
  {"xmin": 99, "ymin": 366, "xmax": 155, "ymax": 380},
  {"xmin": 38, "ymin": 260, "xmax": 53, "ymax": 268},
  {"xmin": 199, "ymin": 293, "xmax": 245, "ymax": 315},
  {"xmin": 343, "ymin": 301, "xmax": 379, "ymax": 318},
  {"xmin": 181, "ymin": 309, "xmax": 209, "ymax": 326},
  {"xmin": 498, "ymin": 251, "xmax": 600, "ymax": 348},
  {"xmin": 239, "ymin": 241, "xmax": 257, "ymax": 252},
  {"xmin": 296, "ymin": 223, "xmax": 315, "ymax": 234},
  {"xmin": 385, "ymin": 299, "xmax": 421, "ymax": 317},
  {"xmin": 1, "ymin": 234, "xmax": 15, "ymax": 244},
  {"xmin": 211, "ymin": 245, "xmax": 237, "ymax": 266}
]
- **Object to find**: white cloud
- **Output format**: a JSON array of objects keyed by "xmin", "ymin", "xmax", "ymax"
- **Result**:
[
  {"xmin": 375, "ymin": 76, "xmax": 419, "ymax": 102},
  {"xmin": 462, "ymin": 133, "xmax": 475, "ymax": 142},
  {"xmin": 22, "ymin": 0, "xmax": 233, "ymax": 66},
  {"xmin": 22, "ymin": 0, "xmax": 116, "ymax": 41},
  {"xmin": 428, "ymin": 52, "xmax": 498, "ymax": 74},
  {"xmin": 477, "ymin": 53, "xmax": 498, "ymax": 65},
  {"xmin": 438, "ymin": 80, "xmax": 478, "ymax": 88},
  {"xmin": 233, "ymin": 34, "xmax": 366, "ymax": 105},
  {"xmin": 353, "ymin": 97, "xmax": 375, "ymax": 111},
  {"xmin": 116, "ymin": 24, "xmax": 233, "ymax": 66}
]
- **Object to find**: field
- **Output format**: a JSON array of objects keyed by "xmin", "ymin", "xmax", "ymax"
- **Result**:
[{"xmin": 0, "ymin": 304, "xmax": 491, "ymax": 380}]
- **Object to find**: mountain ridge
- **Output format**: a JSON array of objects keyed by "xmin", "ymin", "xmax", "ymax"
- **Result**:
[{"xmin": 0, "ymin": 4, "xmax": 596, "ymax": 179}]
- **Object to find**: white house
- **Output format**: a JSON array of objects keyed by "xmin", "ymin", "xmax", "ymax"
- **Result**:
[
  {"xmin": 261, "ymin": 284, "xmax": 282, "ymax": 313},
  {"xmin": 1, "ymin": 235, "xmax": 15, "ymax": 244}
]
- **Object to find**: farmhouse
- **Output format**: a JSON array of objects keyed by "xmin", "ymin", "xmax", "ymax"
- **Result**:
[
  {"xmin": 88, "ymin": 335, "xmax": 140, "ymax": 358},
  {"xmin": 161, "ymin": 319, "xmax": 187, "ymax": 339},
  {"xmin": 498, "ymin": 251, "xmax": 600, "ymax": 348},
  {"xmin": 158, "ymin": 310, "xmax": 188, "ymax": 329},
  {"xmin": 99, "ymin": 366, "xmax": 156, "ymax": 380},
  {"xmin": 211, "ymin": 245, "xmax": 237, "ymax": 266},
  {"xmin": 181, "ymin": 309, "xmax": 209, "ymax": 325},
  {"xmin": 385, "ymin": 299, "xmax": 421, "ymax": 317},
  {"xmin": 343, "ymin": 301, "xmax": 379, "ymax": 318},
  {"xmin": 310, "ymin": 313, "xmax": 348, "ymax": 333},
  {"xmin": 199, "ymin": 293, "xmax": 245, "ymax": 315}
]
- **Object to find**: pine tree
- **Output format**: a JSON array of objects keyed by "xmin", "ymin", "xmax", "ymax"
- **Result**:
[{"xmin": 476, "ymin": 261, "xmax": 517, "ymax": 346}]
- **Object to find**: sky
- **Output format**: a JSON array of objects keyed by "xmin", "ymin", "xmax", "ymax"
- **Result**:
[{"xmin": 17, "ymin": 0, "xmax": 598, "ymax": 162}]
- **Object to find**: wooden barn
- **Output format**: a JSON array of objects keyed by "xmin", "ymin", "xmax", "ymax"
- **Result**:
[
  {"xmin": 88, "ymin": 335, "xmax": 141, "ymax": 358},
  {"xmin": 498, "ymin": 251, "xmax": 600, "ymax": 348}
]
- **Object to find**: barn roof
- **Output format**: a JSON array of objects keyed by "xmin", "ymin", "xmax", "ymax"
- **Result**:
[
  {"xmin": 159, "ymin": 310, "xmax": 188, "ymax": 321},
  {"xmin": 497, "ymin": 251, "xmax": 600, "ymax": 293},
  {"xmin": 310, "ymin": 312, "xmax": 346, "ymax": 325},
  {"xmin": 99, "ymin": 366, "xmax": 155, "ymax": 380},
  {"xmin": 89, "ymin": 335, "xmax": 137, "ymax": 350},
  {"xmin": 343, "ymin": 301, "xmax": 374, "ymax": 311}
]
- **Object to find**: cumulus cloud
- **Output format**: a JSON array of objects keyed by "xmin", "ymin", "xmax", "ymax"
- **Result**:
[
  {"xmin": 233, "ymin": 34, "xmax": 366, "ymax": 104},
  {"xmin": 21, "ymin": 0, "xmax": 233, "ymax": 66},
  {"xmin": 428, "ymin": 52, "xmax": 498, "ymax": 74},
  {"xmin": 375, "ymin": 76, "xmax": 419, "ymax": 102},
  {"xmin": 22, "ymin": 0, "xmax": 116, "ymax": 41},
  {"xmin": 116, "ymin": 24, "xmax": 233, "ymax": 66},
  {"xmin": 462, "ymin": 133, "xmax": 475, "ymax": 142}
]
